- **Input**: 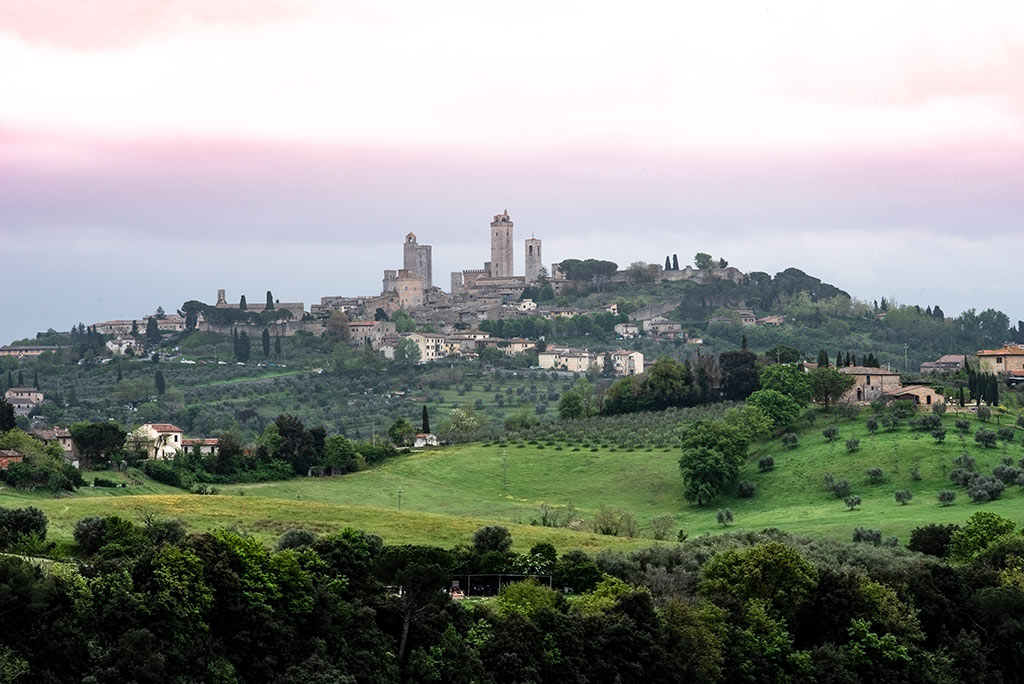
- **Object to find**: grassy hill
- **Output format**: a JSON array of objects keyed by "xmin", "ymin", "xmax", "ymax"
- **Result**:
[{"xmin": 7, "ymin": 407, "xmax": 1024, "ymax": 552}]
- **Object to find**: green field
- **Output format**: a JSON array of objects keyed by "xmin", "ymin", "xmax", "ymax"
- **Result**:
[{"xmin": 6, "ymin": 410, "xmax": 1024, "ymax": 552}]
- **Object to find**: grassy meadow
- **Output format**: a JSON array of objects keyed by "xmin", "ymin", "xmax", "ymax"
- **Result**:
[{"xmin": 6, "ymin": 407, "xmax": 1024, "ymax": 552}]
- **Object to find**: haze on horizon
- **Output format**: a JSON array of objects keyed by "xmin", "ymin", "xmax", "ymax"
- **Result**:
[{"xmin": 2, "ymin": 0, "xmax": 1023, "ymax": 343}]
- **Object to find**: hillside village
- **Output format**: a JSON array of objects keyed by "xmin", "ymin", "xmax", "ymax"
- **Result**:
[{"xmin": 3, "ymin": 208, "xmax": 1024, "ymax": 474}]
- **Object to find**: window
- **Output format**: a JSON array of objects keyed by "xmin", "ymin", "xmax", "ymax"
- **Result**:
[
  {"xmin": 997, "ymin": 357, "xmax": 1003, "ymax": 364},
  {"xmin": 866, "ymin": 375, "xmax": 871, "ymax": 385}
]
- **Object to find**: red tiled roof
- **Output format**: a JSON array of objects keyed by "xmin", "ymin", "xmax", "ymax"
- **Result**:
[{"xmin": 146, "ymin": 423, "xmax": 183, "ymax": 433}]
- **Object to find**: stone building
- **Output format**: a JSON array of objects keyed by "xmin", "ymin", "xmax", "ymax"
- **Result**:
[
  {"xmin": 525, "ymin": 237, "xmax": 543, "ymax": 284},
  {"xmin": 489, "ymin": 210, "xmax": 514, "ymax": 278},
  {"xmin": 838, "ymin": 366, "xmax": 902, "ymax": 403},
  {"xmin": 403, "ymin": 233, "xmax": 433, "ymax": 290},
  {"xmin": 977, "ymin": 346, "xmax": 1024, "ymax": 374}
]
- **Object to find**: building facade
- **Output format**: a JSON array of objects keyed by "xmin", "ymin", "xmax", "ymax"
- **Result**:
[
  {"xmin": 489, "ymin": 210, "xmax": 514, "ymax": 278},
  {"xmin": 403, "ymin": 233, "xmax": 433, "ymax": 290},
  {"xmin": 525, "ymin": 237, "xmax": 542, "ymax": 284}
]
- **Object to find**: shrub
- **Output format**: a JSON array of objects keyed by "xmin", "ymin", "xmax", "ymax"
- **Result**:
[
  {"xmin": 716, "ymin": 508, "xmax": 734, "ymax": 527},
  {"xmin": 938, "ymin": 490, "xmax": 956, "ymax": 506},
  {"xmin": 910, "ymin": 467, "xmax": 922, "ymax": 481},
  {"xmin": 845, "ymin": 439, "xmax": 860, "ymax": 453},
  {"xmin": 993, "ymin": 465, "xmax": 1021, "ymax": 484},
  {"xmin": 998, "ymin": 427, "xmax": 1015, "ymax": 443},
  {"xmin": 977, "ymin": 406, "xmax": 991, "ymax": 422},
  {"xmin": 866, "ymin": 416, "xmax": 879, "ymax": 434},
  {"xmin": 845, "ymin": 496, "xmax": 862, "ymax": 511},
  {"xmin": 955, "ymin": 419, "xmax": 971, "ymax": 436},
  {"xmin": 894, "ymin": 489, "xmax": 913, "ymax": 505},
  {"xmin": 781, "ymin": 433, "xmax": 798, "ymax": 449},
  {"xmin": 648, "ymin": 514, "xmax": 674, "ymax": 541},
  {"xmin": 473, "ymin": 526, "xmax": 513, "ymax": 554},
  {"xmin": 0, "ymin": 507, "xmax": 48, "ymax": 550},
  {"xmin": 908, "ymin": 523, "xmax": 959, "ymax": 557},
  {"xmin": 865, "ymin": 467, "xmax": 884, "ymax": 485},
  {"xmin": 737, "ymin": 480, "xmax": 757, "ymax": 498},
  {"xmin": 852, "ymin": 527, "xmax": 881, "ymax": 544},
  {"xmin": 932, "ymin": 402, "xmax": 948, "ymax": 416},
  {"xmin": 804, "ymin": 410, "xmax": 817, "ymax": 425},
  {"xmin": 73, "ymin": 516, "xmax": 107, "ymax": 555},
  {"xmin": 975, "ymin": 428, "xmax": 997, "ymax": 448},
  {"xmin": 93, "ymin": 477, "xmax": 118, "ymax": 488},
  {"xmin": 932, "ymin": 428, "xmax": 947, "ymax": 444},
  {"xmin": 967, "ymin": 476, "xmax": 1004, "ymax": 502},
  {"xmin": 822, "ymin": 426, "xmax": 838, "ymax": 442},
  {"xmin": 824, "ymin": 473, "xmax": 852, "ymax": 499},
  {"xmin": 277, "ymin": 528, "xmax": 316, "ymax": 551},
  {"xmin": 144, "ymin": 517, "xmax": 185, "ymax": 546},
  {"xmin": 757, "ymin": 456, "xmax": 775, "ymax": 472}
]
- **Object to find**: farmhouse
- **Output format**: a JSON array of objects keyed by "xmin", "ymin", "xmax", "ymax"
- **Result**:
[
  {"xmin": 0, "ymin": 345, "xmax": 62, "ymax": 358},
  {"xmin": 919, "ymin": 354, "xmax": 970, "ymax": 374},
  {"xmin": 837, "ymin": 366, "xmax": 902, "ymax": 403},
  {"xmin": 977, "ymin": 346, "xmax": 1024, "ymax": 374},
  {"xmin": 4, "ymin": 388, "xmax": 43, "ymax": 416},
  {"xmin": 887, "ymin": 385, "xmax": 945, "ymax": 407},
  {"xmin": 136, "ymin": 423, "xmax": 185, "ymax": 460},
  {"xmin": 182, "ymin": 438, "xmax": 219, "ymax": 456}
]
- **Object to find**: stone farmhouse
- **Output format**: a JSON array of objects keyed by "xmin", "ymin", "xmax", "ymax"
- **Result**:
[
  {"xmin": 31, "ymin": 427, "xmax": 78, "ymax": 465},
  {"xmin": 919, "ymin": 354, "xmax": 969, "ymax": 374},
  {"xmin": 182, "ymin": 438, "xmax": 220, "ymax": 456},
  {"xmin": 537, "ymin": 347, "xmax": 644, "ymax": 376},
  {"xmin": 4, "ymin": 387, "xmax": 43, "ymax": 416},
  {"xmin": 0, "ymin": 345, "xmax": 63, "ymax": 358},
  {"xmin": 837, "ymin": 366, "xmax": 945, "ymax": 407},
  {"xmin": 977, "ymin": 346, "xmax": 1024, "ymax": 375}
]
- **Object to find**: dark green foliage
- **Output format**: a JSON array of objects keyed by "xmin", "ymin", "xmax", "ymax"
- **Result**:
[
  {"xmin": 472, "ymin": 525, "xmax": 513, "ymax": 554},
  {"xmin": 865, "ymin": 467, "xmax": 883, "ymax": 484},
  {"xmin": 276, "ymin": 528, "xmax": 316, "ymax": 551},
  {"xmin": 262, "ymin": 328, "xmax": 270, "ymax": 358},
  {"xmin": 737, "ymin": 480, "xmax": 757, "ymax": 498},
  {"xmin": 822, "ymin": 425, "xmax": 838, "ymax": 442},
  {"xmin": 781, "ymin": 433, "xmax": 798, "ymax": 449},
  {"xmin": 844, "ymin": 495, "xmax": 862, "ymax": 510},
  {"xmin": 758, "ymin": 455, "xmax": 775, "ymax": 471},
  {"xmin": 823, "ymin": 473, "xmax": 851, "ymax": 499},
  {"xmin": 154, "ymin": 370, "xmax": 165, "ymax": 395},
  {"xmin": 975, "ymin": 428, "xmax": 997, "ymax": 448},
  {"xmin": 421, "ymin": 405, "xmax": 430, "ymax": 434},
  {"xmin": 894, "ymin": 489, "xmax": 913, "ymax": 505},
  {"xmin": 0, "ymin": 506, "xmax": 47, "ymax": 549},
  {"xmin": 266, "ymin": 290, "xmax": 275, "ymax": 309},
  {"xmin": 0, "ymin": 399, "xmax": 14, "ymax": 433},
  {"xmin": 908, "ymin": 523, "xmax": 958, "ymax": 557},
  {"xmin": 145, "ymin": 316, "xmax": 161, "ymax": 344},
  {"xmin": 718, "ymin": 349, "xmax": 760, "ymax": 401},
  {"xmin": 69, "ymin": 421, "xmax": 126, "ymax": 466},
  {"xmin": 845, "ymin": 438, "xmax": 859, "ymax": 453},
  {"xmin": 852, "ymin": 527, "xmax": 880, "ymax": 543}
]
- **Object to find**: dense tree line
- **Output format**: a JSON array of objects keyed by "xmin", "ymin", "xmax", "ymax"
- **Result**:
[
  {"xmin": 4, "ymin": 511, "xmax": 1024, "ymax": 682},
  {"xmin": 478, "ymin": 312, "xmax": 628, "ymax": 341}
]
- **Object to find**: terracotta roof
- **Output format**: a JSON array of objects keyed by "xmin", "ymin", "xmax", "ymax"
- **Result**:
[
  {"xmin": 978, "ymin": 346, "xmax": 1024, "ymax": 356},
  {"xmin": 936, "ymin": 354, "xmax": 969, "ymax": 363},
  {"xmin": 145, "ymin": 423, "xmax": 183, "ymax": 433},
  {"xmin": 838, "ymin": 365, "xmax": 899, "ymax": 375},
  {"xmin": 890, "ymin": 385, "xmax": 938, "ymax": 394}
]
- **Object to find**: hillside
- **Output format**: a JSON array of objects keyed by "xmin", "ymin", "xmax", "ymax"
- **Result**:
[{"xmin": 11, "ymin": 407, "xmax": 1024, "ymax": 551}]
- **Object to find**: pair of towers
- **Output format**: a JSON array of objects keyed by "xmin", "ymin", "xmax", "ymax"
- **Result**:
[{"xmin": 489, "ymin": 210, "xmax": 543, "ymax": 284}]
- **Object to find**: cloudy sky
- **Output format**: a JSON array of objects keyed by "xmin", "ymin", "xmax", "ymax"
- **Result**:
[{"xmin": 2, "ymin": 0, "xmax": 1023, "ymax": 342}]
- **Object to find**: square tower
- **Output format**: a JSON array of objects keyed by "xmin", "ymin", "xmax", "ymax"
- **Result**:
[
  {"xmin": 489, "ymin": 210, "xmax": 514, "ymax": 278},
  {"xmin": 525, "ymin": 237, "xmax": 542, "ymax": 284},
  {"xmin": 403, "ymin": 232, "xmax": 433, "ymax": 289}
]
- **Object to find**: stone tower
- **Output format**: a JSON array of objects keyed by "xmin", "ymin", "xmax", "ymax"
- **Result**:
[
  {"xmin": 215, "ymin": 289, "xmax": 228, "ymax": 308},
  {"xmin": 525, "ymin": 237, "xmax": 542, "ymax": 285},
  {"xmin": 489, "ymin": 210, "xmax": 514, "ymax": 278},
  {"xmin": 402, "ymin": 232, "xmax": 432, "ymax": 290}
]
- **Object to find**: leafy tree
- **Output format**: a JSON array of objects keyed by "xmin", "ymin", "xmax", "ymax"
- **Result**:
[
  {"xmin": 276, "ymin": 528, "xmax": 315, "ymax": 551},
  {"xmin": 822, "ymin": 425, "xmax": 838, "ymax": 442},
  {"xmin": 325, "ymin": 311, "xmax": 351, "ymax": 343},
  {"xmin": 393, "ymin": 338, "xmax": 421, "ymax": 367},
  {"xmin": 810, "ymin": 367, "xmax": 855, "ymax": 409},
  {"xmin": 700, "ymin": 541, "xmax": 817, "ymax": 621},
  {"xmin": 758, "ymin": 456, "xmax": 775, "ymax": 471},
  {"xmin": 846, "ymin": 438, "xmax": 860, "ymax": 452},
  {"xmin": 70, "ymin": 422, "xmax": 126, "ymax": 466},
  {"xmin": 388, "ymin": 418, "xmax": 416, "ymax": 446},
  {"xmin": 948, "ymin": 511, "xmax": 1016, "ymax": 563},
  {"xmin": 716, "ymin": 508, "xmax": 734, "ymax": 526},
  {"xmin": 866, "ymin": 467, "xmax": 883, "ymax": 484},
  {"xmin": 680, "ymin": 446, "xmax": 734, "ymax": 506},
  {"xmin": 694, "ymin": 252, "xmax": 713, "ymax": 269},
  {"xmin": 472, "ymin": 526, "xmax": 513, "ymax": 554},
  {"xmin": 845, "ymin": 495, "xmax": 862, "ymax": 510},
  {"xmin": 975, "ymin": 428, "xmax": 997, "ymax": 448},
  {"xmin": 908, "ymin": 523, "xmax": 958, "ymax": 557},
  {"xmin": 719, "ymin": 349, "xmax": 760, "ymax": 401},
  {"xmin": 746, "ymin": 389, "xmax": 801, "ymax": 428},
  {"xmin": 938, "ymin": 490, "xmax": 956, "ymax": 506},
  {"xmin": 154, "ymin": 370, "xmax": 165, "ymax": 396},
  {"xmin": 894, "ymin": 489, "xmax": 913, "ymax": 505},
  {"xmin": 375, "ymin": 545, "xmax": 452, "ymax": 663},
  {"xmin": 758, "ymin": 363, "xmax": 812, "ymax": 404}
]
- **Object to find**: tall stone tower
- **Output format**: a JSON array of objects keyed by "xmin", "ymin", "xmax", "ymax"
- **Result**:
[
  {"xmin": 402, "ymin": 232, "xmax": 432, "ymax": 289},
  {"xmin": 489, "ymin": 210, "xmax": 514, "ymax": 278},
  {"xmin": 525, "ymin": 237, "xmax": 542, "ymax": 285}
]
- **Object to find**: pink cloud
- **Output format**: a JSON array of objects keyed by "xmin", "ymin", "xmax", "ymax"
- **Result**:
[{"xmin": 0, "ymin": 0, "xmax": 311, "ymax": 51}]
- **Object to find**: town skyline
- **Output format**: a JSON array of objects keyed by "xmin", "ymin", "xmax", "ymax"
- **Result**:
[{"xmin": 3, "ymin": 1, "xmax": 1023, "ymax": 342}]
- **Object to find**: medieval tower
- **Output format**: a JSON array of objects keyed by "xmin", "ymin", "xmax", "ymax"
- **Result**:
[
  {"xmin": 525, "ymin": 237, "xmax": 542, "ymax": 284},
  {"xmin": 402, "ymin": 232, "xmax": 433, "ymax": 290},
  {"xmin": 489, "ymin": 210, "xmax": 514, "ymax": 278}
]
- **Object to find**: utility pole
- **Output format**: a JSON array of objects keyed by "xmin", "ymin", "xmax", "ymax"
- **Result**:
[{"xmin": 502, "ymin": 449, "xmax": 508, "ymax": 491}]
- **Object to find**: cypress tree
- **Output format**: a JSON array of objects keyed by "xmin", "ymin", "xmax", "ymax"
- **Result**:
[
  {"xmin": 6, "ymin": 370, "xmax": 11, "ymax": 388},
  {"xmin": 266, "ymin": 291, "xmax": 275, "ymax": 310},
  {"xmin": 665, "ymin": 256, "xmax": 671, "ymax": 271},
  {"xmin": 422, "ymin": 406, "xmax": 430, "ymax": 434},
  {"xmin": 672, "ymin": 254, "xmax": 679, "ymax": 270},
  {"xmin": 844, "ymin": 352, "xmax": 851, "ymax": 367},
  {"xmin": 835, "ymin": 351, "xmax": 843, "ymax": 368},
  {"xmin": 117, "ymin": 361, "xmax": 122, "ymax": 383},
  {"xmin": 238, "ymin": 332, "xmax": 251, "ymax": 363},
  {"xmin": 741, "ymin": 335, "xmax": 748, "ymax": 350},
  {"xmin": 33, "ymin": 371, "xmax": 38, "ymax": 389},
  {"xmin": 262, "ymin": 329, "xmax": 271, "ymax": 358},
  {"xmin": 959, "ymin": 386, "xmax": 965, "ymax": 407},
  {"xmin": 155, "ymin": 370, "xmax": 166, "ymax": 396},
  {"xmin": 233, "ymin": 329, "xmax": 239, "ymax": 360},
  {"xmin": 817, "ymin": 349, "xmax": 829, "ymax": 368},
  {"xmin": 275, "ymin": 337, "xmax": 282, "ymax": 359},
  {"xmin": 17, "ymin": 371, "xmax": 23, "ymax": 386},
  {"xmin": 239, "ymin": 295, "xmax": 248, "ymax": 311}
]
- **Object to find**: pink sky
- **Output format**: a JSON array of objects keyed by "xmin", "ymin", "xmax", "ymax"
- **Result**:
[{"xmin": 1, "ymin": 1, "xmax": 1023, "ymax": 341}]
